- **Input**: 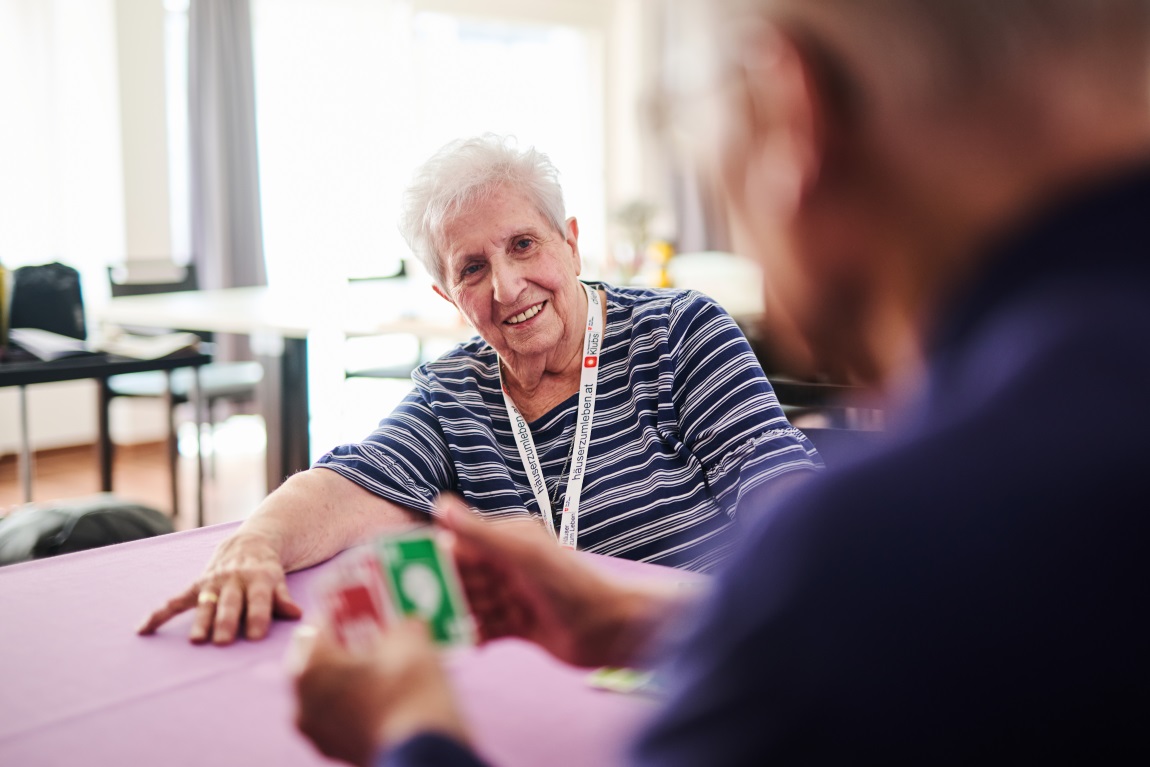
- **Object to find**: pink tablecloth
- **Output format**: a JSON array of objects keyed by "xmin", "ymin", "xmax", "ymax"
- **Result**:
[{"xmin": 0, "ymin": 523, "xmax": 678, "ymax": 766}]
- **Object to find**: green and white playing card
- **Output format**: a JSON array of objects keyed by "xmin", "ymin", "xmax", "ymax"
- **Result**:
[{"xmin": 374, "ymin": 529, "xmax": 475, "ymax": 647}]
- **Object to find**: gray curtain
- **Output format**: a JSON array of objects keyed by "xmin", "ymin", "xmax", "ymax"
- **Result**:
[
  {"xmin": 655, "ymin": 0, "xmax": 730, "ymax": 254},
  {"xmin": 188, "ymin": 0, "xmax": 266, "ymax": 294},
  {"xmin": 188, "ymin": 0, "xmax": 265, "ymax": 369}
]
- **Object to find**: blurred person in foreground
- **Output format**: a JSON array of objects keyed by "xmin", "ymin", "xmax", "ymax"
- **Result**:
[
  {"xmin": 138, "ymin": 134, "xmax": 819, "ymax": 645},
  {"xmin": 293, "ymin": 0, "xmax": 1150, "ymax": 764}
]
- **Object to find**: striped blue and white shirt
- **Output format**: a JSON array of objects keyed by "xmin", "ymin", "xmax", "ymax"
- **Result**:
[{"xmin": 316, "ymin": 283, "xmax": 820, "ymax": 572}]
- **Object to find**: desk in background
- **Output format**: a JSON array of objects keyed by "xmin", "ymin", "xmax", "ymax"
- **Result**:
[
  {"xmin": 98, "ymin": 281, "xmax": 473, "ymax": 495},
  {"xmin": 0, "ymin": 348, "xmax": 211, "ymax": 523},
  {"xmin": 0, "ymin": 522, "xmax": 665, "ymax": 766}
]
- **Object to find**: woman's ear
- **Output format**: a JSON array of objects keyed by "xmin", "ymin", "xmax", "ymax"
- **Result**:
[
  {"xmin": 565, "ymin": 217, "xmax": 582, "ymax": 276},
  {"xmin": 432, "ymin": 284, "xmax": 454, "ymax": 306}
]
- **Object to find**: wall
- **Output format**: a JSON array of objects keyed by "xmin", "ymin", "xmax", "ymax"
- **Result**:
[
  {"xmin": 115, "ymin": 0, "xmax": 173, "ymax": 259},
  {"xmin": 0, "ymin": 384, "xmax": 170, "ymax": 457}
]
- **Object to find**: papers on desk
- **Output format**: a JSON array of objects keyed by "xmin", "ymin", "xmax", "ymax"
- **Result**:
[
  {"xmin": 9, "ymin": 327, "xmax": 200, "ymax": 361},
  {"xmin": 97, "ymin": 329, "xmax": 201, "ymax": 360},
  {"xmin": 8, "ymin": 328, "xmax": 95, "ymax": 360}
]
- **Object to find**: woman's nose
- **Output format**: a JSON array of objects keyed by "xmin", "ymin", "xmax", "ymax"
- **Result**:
[{"xmin": 490, "ymin": 257, "xmax": 526, "ymax": 305}]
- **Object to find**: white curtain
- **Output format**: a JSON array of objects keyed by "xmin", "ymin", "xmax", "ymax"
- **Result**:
[
  {"xmin": 0, "ymin": 0, "xmax": 125, "ymax": 302},
  {"xmin": 250, "ymin": 0, "xmax": 607, "ymax": 291}
]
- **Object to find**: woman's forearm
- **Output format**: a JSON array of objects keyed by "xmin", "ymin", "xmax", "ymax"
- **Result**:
[{"xmin": 238, "ymin": 467, "xmax": 423, "ymax": 572}]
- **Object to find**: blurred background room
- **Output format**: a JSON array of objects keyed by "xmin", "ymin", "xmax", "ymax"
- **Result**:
[{"xmin": 0, "ymin": 0, "xmax": 873, "ymax": 533}]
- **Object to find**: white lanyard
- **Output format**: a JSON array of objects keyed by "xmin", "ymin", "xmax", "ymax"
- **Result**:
[{"xmin": 500, "ymin": 282, "xmax": 602, "ymax": 549}]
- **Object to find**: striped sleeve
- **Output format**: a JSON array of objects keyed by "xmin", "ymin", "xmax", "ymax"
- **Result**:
[
  {"xmin": 314, "ymin": 386, "xmax": 454, "ymax": 516},
  {"xmin": 667, "ymin": 291, "xmax": 820, "ymax": 518}
]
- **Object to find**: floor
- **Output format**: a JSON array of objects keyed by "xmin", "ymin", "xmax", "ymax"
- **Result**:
[
  {"xmin": 0, "ymin": 416, "xmax": 267, "ymax": 531},
  {"xmin": 0, "ymin": 375, "xmax": 413, "ymax": 532}
]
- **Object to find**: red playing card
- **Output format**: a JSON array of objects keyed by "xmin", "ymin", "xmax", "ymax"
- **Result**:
[{"xmin": 313, "ymin": 547, "xmax": 389, "ymax": 653}]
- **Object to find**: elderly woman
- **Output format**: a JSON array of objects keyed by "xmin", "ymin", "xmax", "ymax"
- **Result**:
[{"xmin": 139, "ymin": 135, "xmax": 818, "ymax": 645}]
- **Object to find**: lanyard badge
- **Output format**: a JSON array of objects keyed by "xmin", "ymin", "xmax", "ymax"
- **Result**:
[{"xmin": 500, "ymin": 283, "xmax": 602, "ymax": 549}]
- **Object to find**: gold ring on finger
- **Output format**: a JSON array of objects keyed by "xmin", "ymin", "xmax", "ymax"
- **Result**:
[{"xmin": 197, "ymin": 591, "xmax": 220, "ymax": 606}]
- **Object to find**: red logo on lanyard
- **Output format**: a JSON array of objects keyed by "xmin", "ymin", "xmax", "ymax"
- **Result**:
[{"xmin": 584, "ymin": 356, "xmax": 598, "ymax": 368}]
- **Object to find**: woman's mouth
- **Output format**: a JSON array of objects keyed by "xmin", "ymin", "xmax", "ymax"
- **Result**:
[{"xmin": 505, "ymin": 301, "xmax": 546, "ymax": 325}]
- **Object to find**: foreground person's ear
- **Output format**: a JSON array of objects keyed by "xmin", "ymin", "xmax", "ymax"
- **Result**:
[{"xmin": 735, "ymin": 23, "xmax": 827, "ymax": 223}]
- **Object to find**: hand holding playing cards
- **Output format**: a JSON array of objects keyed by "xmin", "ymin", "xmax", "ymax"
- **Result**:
[
  {"xmin": 137, "ymin": 530, "xmax": 302, "ymax": 644},
  {"xmin": 294, "ymin": 621, "xmax": 468, "ymax": 767},
  {"xmin": 439, "ymin": 494, "xmax": 680, "ymax": 669}
]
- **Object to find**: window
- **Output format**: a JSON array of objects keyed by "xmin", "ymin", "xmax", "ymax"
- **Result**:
[
  {"xmin": 251, "ymin": 0, "xmax": 606, "ymax": 292},
  {"xmin": 0, "ymin": 0, "xmax": 125, "ymax": 294}
]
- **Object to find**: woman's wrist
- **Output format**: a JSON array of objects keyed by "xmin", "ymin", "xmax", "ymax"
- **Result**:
[
  {"xmin": 373, "ymin": 685, "xmax": 470, "ymax": 754},
  {"xmin": 221, "ymin": 522, "xmax": 289, "ymax": 569}
]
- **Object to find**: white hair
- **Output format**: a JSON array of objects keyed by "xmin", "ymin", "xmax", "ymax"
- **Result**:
[
  {"xmin": 398, "ymin": 134, "xmax": 567, "ymax": 287},
  {"xmin": 698, "ymin": 0, "xmax": 1150, "ymax": 126}
]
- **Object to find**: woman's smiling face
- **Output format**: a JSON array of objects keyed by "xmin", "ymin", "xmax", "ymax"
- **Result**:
[{"xmin": 434, "ymin": 185, "xmax": 585, "ymax": 368}]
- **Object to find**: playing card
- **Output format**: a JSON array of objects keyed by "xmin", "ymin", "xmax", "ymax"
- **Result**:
[
  {"xmin": 311, "ymin": 546, "xmax": 388, "ymax": 653},
  {"xmin": 586, "ymin": 666, "xmax": 663, "ymax": 696},
  {"xmin": 374, "ymin": 529, "xmax": 475, "ymax": 647}
]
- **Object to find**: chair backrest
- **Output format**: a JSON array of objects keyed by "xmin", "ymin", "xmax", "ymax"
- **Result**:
[
  {"xmin": 107, "ymin": 262, "xmax": 198, "ymax": 297},
  {"xmin": 107, "ymin": 262, "xmax": 213, "ymax": 342},
  {"xmin": 9, "ymin": 262, "xmax": 87, "ymax": 340}
]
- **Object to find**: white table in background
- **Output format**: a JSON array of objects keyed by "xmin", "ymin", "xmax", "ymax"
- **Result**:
[{"xmin": 98, "ymin": 280, "xmax": 472, "ymax": 494}]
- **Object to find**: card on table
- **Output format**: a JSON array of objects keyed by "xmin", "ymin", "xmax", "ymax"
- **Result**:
[{"xmin": 585, "ymin": 666, "xmax": 662, "ymax": 696}]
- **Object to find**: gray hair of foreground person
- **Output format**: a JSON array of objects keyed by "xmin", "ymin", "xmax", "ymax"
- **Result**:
[
  {"xmin": 693, "ymin": 0, "xmax": 1150, "ymax": 383},
  {"xmin": 398, "ymin": 134, "xmax": 568, "ymax": 287},
  {"xmin": 717, "ymin": 0, "xmax": 1150, "ymax": 102}
]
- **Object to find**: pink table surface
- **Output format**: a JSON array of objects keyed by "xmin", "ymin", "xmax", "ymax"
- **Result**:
[{"xmin": 0, "ymin": 522, "xmax": 687, "ymax": 767}]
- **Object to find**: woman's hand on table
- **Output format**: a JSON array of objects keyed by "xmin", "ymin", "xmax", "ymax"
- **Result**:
[
  {"xmin": 438, "ymin": 493, "xmax": 672, "ymax": 669},
  {"xmin": 136, "ymin": 530, "xmax": 302, "ymax": 644},
  {"xmin": 293, "ymin": 621, "xmax": 468, "ymax": 767}
]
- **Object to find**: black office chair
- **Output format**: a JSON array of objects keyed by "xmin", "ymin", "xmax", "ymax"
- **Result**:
[{"xmin": 105, "ymin": 263, "xmax": 263, "ymax": 491}]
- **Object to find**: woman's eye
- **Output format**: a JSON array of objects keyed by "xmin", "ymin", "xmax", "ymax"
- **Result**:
[
  {"xmin": 514, "ymin": 237, "xmax": 533, "ymax": 251},
  {"xmin": 461, "ymin": 263, "xmax": 483, "ymax": 278}
]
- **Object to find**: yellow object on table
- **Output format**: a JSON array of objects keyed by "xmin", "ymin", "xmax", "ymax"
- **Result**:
[{"xmin": 651, "ymin": 241, "xmax": 675, "ymax": 288}]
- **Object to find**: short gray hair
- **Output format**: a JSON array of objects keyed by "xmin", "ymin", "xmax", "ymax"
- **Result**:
[
  {"xmin": 398, "ymin": 134, "xmax": 567, "ymax": 287},
  {"xmin": 720, "ymin": 0, "xmax": 1150, "ymax": 113}
]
